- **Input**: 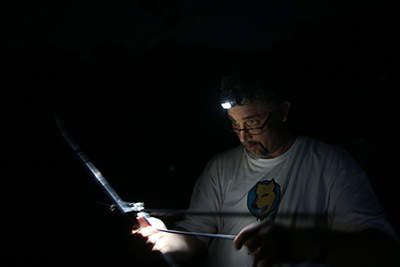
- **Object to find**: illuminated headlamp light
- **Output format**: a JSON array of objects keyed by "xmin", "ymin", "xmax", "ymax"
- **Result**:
[
  {"xmin": 221, "ymin": 102, "xmax": 233, "ymax": 109},
  {"xmin": 220, "ymin": 95, "xmax": 243, "ymax": 109}
]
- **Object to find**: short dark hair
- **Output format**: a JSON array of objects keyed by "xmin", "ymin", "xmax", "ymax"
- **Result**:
[{"xmin": 220, "ymin": 65, "xmax": 286, "ymax": 111}]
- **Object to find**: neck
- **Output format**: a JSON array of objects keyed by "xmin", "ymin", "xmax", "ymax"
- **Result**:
[{"xmin": 264, "ymin": 131, "xmax": 297, "ymax": 159}]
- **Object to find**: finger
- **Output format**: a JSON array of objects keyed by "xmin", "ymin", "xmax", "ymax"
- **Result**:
[
  {"xmin": 234, "ymin": 223, "xmax": 261, "ymax": 250},
  {"xmin": 243, "ymin": 236, "xmax": 262, "ymax": 253},
  {"xmin": 139, "ymin": 226, "xmax": 158, "ymax": 238},
  {"xmin": 147, "ymin": 232, "xmax": 165, "ymax": 245},
  {"xmin": 255, "ymin": 238, "xmax": 275, "ymax": 261},
  {"xmin": 131, "ymin": 229, "xmax": 141, "ymax": 235},
  {"xmin": 130, "ymin": 239, "xmax": 160, "ymax": 262},
  {"xmin": 147, "ymin": 217, "xmax": 167, "ymax": 230},
  {"xmin": 257, "ymin": 246, "xmax": 278, "ymax": 267},
  {"xmin": 128, "ymin": 232, "xmax": 155, "ymax": 255},
  {"xmin": 234, "ymin": 232, "xmax": 250, "ymax": 250},
  {"xmin": 152, "ymin": 237, "xmax": 167, "ymax": 252},
  {"xmin": 256, "ymin": 232, "xmax": 279, "ymax": 267},
  {"xmin": 248, "ymin": 247, "xmax": 261, "ymax": 257}
]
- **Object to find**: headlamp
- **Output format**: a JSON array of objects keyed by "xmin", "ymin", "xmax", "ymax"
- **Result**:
[
  {"xmin": 220, "ymin": 94, "xmax": 243, "ymax": 109},
  {"xmin": 221, "ymin": 102, "xmax": 233, "ymax": 109}
]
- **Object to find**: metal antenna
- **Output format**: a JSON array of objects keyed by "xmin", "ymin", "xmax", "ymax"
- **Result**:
[
  {"xmin": 53, "ymin": 113, "xmax": 180, "ymax": 266},
  {"xmin": 53, "ymin": 113, "xmax": 239, "ymax": 266}
]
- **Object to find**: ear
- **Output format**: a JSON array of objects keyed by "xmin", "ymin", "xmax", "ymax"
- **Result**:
[{"xmin": 278, "ymin": 101, "xmax": 291, "ymax": 122}]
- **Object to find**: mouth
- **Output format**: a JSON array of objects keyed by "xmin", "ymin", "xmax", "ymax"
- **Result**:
[
  {"xmin": 245, "ymin": 145, "xmax": 258, "ymax": 151},
  {"xmin": 244, "ymin": 142, "xmax": 259, "ymax": 151}
]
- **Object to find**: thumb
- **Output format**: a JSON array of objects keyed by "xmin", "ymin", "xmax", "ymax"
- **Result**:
[{"xmin": 147, "ymin": 217, "xmax": 167, "ymax": 230}]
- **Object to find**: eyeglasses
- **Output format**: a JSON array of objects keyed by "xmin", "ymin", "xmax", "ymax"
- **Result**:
[{"xmin": 229, "ymin": 112, "xmax": 273, "ymax": 135}]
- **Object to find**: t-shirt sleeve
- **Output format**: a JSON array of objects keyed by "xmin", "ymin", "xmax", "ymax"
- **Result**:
[
  {"xmin": 175, "ymin": 157, "xmax": 222, "ymax": 246},
  {"xmin": 326, "ymin": 149, "xmax": 397, "ymax": 240}
]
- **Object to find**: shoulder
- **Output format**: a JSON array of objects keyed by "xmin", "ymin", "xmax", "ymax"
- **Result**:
[
  {"xmin": 206, "ymin": 145, "xmax": 244, "ymax": 167},
  {"xmin": 296, "ymin": 136, "xmax": 366, "ymax": 188},
  {"xmin": 299, "ymin": 136, "xmax": 368, "ymax": 192},
  {"xmin": 299, "ymin": 136, "xmax": 345, "ymax": 155},
  {"xmin": 197, "ymin": 145, "xmax": 244, "ymax": 182},
  {"xmin": 300, "ymin": 136, "xmax": 361, "ymax": 168}
]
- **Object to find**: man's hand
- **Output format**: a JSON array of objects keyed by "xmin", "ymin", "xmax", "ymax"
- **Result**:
[
  {"xmin": 134, "ymin": 217, "xmax": 177, "ymax": 254},
  {"xmin": 234, "ymin": 220, "xmax": 321, "ymax": 267},
  {"xmin": 130, "ymin": 217, "xmax": 168, "ymax": 263},
  {"xmin": 235, "ymin": 220, "xmax": 400, "ymax": 266},
  {"xmin": 131, "ymin": 217, "xmax": 205, "ymax": 263}
]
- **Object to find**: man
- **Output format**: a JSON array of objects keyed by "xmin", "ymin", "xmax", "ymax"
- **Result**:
[{"xmin": 134, "ymin": 66, "xmax": 399, "ymax": 266}]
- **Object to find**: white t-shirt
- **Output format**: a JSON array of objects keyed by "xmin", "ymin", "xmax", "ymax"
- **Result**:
[{"xmin": 176, "ymin": 136, "xmax": 397, "ymax": 267}]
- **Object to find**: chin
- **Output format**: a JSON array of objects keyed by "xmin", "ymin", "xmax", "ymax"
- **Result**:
[{"xmin": 247, "ymin": 149, "xmax": 269, "ymax": 160}]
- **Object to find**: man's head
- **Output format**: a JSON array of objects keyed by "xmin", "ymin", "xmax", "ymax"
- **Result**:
[
  {"xmin": 220, "ymin": 66, "xmax": 292, "ymax": 159},
  {"xmin": 220, "ymin": 65, "xmax": 285, "ymax": 112}
]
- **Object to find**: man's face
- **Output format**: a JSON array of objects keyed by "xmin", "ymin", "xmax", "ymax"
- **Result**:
[{"xmin": 227, "ymin": 101, "xmax": 283, "ymax": 159}]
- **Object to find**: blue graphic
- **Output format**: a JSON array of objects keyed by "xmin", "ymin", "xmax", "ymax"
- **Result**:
[{"xmin": 247, "ymin": 179, "xmax": 281, "ymax": 220}]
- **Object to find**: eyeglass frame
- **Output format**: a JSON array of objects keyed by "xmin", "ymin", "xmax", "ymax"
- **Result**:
[{"xmin": 228, "ymin": 111, "xmax": 274, "ymax": 135}]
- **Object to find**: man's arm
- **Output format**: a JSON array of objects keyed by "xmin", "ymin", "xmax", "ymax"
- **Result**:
[
  {"xmin": 160, "ymin": 227, "xmax": 206, "ymax": 262},
  {"xmin": 234, "ymin": 220, "xmax": 400, "ymax": 266},
  {"xmin": 326, "ymin": 228, "xmax": 400, "ymax": 266}
]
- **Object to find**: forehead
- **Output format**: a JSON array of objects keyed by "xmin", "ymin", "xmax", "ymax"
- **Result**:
[{"xmin": 227, "ymin": 101, "xmax": 270, "ymax": 120}]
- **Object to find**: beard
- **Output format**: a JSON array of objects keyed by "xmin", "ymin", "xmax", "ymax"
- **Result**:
[{"xmin": 243, "ymin": 140, "xmax": 269, "ymax": 159}]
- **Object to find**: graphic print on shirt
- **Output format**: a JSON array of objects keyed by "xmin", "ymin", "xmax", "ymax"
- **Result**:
[{"xmin": 247, "ymin": 179, "xmax": 281, "ymax": 220}]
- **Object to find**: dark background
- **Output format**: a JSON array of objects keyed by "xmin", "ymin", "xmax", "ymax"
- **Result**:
[{"xmin": 3, "ymin": 0, "xmax": 399, "ymax": 266}]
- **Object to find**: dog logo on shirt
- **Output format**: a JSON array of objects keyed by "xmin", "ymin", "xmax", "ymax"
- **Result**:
[{"xmin": 247, "ymin": 179, "xmax": 281, "ymax": 220}]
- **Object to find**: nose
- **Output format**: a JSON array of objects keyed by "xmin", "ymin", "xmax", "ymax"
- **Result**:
[{"xmin": 239, "ymin": 130, "xmax": 252, "ymax": 143}]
